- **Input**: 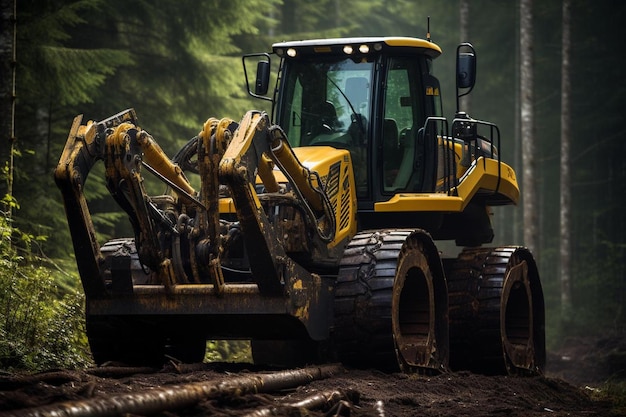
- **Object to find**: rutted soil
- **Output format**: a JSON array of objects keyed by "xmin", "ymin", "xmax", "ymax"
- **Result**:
[{"xmin": 0, "ymin": 336, "xmax": 623, "ymax": 416}]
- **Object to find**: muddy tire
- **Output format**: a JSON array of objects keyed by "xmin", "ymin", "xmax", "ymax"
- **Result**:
[
  {"xmin": 446, "ymin": 246, "xmax": 545, "ymax": 375},
  {"xmin": 332, "ymin": 229, "xmax": 448, "ymax": 372},
  {"xmin": 392, "ymin": 236, "xmax": 449, "ymax": 373}
]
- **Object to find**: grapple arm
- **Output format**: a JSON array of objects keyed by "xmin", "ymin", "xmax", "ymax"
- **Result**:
[
  {"xmin": 219, "ymin": 111, "xmax": 329, "ymax": 294},
  {"xmin": 54, "ymin": 114, "xmax": 106, "ymax": 298}
]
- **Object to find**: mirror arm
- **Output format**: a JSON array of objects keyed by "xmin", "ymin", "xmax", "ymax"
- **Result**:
[{"xmin": 243, "ymin": 53, "xmax": 273, "ymax": 102}]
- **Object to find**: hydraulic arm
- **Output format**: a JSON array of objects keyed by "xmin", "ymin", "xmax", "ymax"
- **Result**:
[{"xmin": 55, "ymin": 109, "xmax": 341, "ymax": 296}]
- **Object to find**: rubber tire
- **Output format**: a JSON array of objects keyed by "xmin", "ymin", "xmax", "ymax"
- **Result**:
[
  {"xmin": 332, "ymin": 229, "xmax": 448, "ymax": 373},
  {"xmin": 392, "ymin": 236, "xmax": 449, "ymax": 373},
  {"xmin": 446, "ymin": 246, "xmax": 545, "ymax": 375}
]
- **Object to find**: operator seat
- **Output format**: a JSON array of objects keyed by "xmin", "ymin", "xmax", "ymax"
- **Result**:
[
  {"xmin": 382, "ymin": 119, "xmax": 401, "ymax": 188},
  {"xmin": 392, "ymin": 126, "xmax": 415, "ymax": 190},
  {"xmin": 319, "ymin": 100, "xmax": 339, "ymax": 132},
  {"xmin": 307, "ymin": 100, "xmax": 339, "ymax": 141}
]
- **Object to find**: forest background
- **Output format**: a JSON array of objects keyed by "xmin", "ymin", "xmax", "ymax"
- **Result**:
[{"xmin": 0, "ymin": 0, "xmax": 624, "ymax": 370}]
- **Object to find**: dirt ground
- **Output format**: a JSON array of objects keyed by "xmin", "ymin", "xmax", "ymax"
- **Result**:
[{"xmin": 0, "ymin": 335, "xmax": 624, "ymax": 417}]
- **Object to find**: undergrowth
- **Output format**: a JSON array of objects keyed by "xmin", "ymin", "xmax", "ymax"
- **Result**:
[
  {"xmin": 205, "ymin": 340, "xmax": 252, "ymax": 363},
  {"xmin": 589, "ymin": 380, "xmax": 626, "ymax": 416},
  {"xmin": 0, "ymin": 211, "xmax": 91, "ymax": 371}
]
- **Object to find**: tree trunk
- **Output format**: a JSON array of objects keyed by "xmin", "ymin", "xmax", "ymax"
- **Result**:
[
  {"xmin": 281, "ymin": 0, "xmax": 297, "ymax": 34},
  {"xmin": 0, "ymin": 0, "xmax": 16, "ymax": 216},
  {"xmin": 0, "ymin": 0, "xmax": 11, "ymax": 145},
  {"xmin": 560, "ymin": 0, "xmax": 572, "ymax": 316},
  {"xmin": 459, "ymin": 0, "xmax": 470, "ymax": 112},
  {"xmin": 519, "ymin": 0, "xmax": 538, "ymax": 257}
]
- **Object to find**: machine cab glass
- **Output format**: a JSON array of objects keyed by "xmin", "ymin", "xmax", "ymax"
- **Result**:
[
  {"xmin": 277, "ymin": 56, "xmax": 374, "ymax": 197},
  {"xmin": 277, "ymin": 50, "xmax": 438, "ymax": 199}
]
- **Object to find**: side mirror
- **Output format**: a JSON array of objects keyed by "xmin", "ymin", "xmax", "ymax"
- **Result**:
[
  {"xmin": 242, "ymin": 53, "xmax": 272, "ymax": 101},
  {"xmin": 255, "ymin": 60, "xmax": 270, "ymax": 95},
  {"xmin": 457, "ymin": 52, "xmax": 476, "ymax": 89},
  {"xmin": 456, "ymin": 43, "xmax": 476, "ymax": 112}
]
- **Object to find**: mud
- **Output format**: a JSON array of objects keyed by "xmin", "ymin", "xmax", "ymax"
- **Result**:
[{"xmin": 0, "ymin": 336, "xmax": 623, "ymax": 416}]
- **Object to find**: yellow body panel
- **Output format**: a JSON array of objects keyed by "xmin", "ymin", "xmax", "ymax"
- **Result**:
[
  {"xmin": 219, "ymin": 197, "xmax": 236, "ymax": 213},
  {"xmin": 273, "ymin": 146, "xmax": 352, "ymax": 181},
  {"xmin": 375, "ymin": 157, "xmax": 519, "ymax": 213},
  {"xmin": 220, "ymin": 145, "xmax": 357, "ymax": 249},
  {"xmin": 375, "ymin": 193, "xmax": 464, "ymax": 212},
  {"xmin": 281, "ymin": 146, "xmax": 357, "ymax": 249}
]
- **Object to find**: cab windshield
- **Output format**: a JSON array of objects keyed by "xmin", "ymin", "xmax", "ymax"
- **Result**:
[
  {"xmin": 276, "ymin": 52, "xmax": 435, "ymax": 198},
  {"xmin": 277, "ymin": 57, "xmax": 374, "ymax": 149},
  {"xmin": 277, "ymin": 56, "xmax": 374, "ymax": 196}
]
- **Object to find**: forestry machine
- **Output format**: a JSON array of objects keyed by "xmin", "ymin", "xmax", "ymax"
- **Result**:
[{"xmin": 55, "ymin": 36, "xmax": 545, "ymax": 375}]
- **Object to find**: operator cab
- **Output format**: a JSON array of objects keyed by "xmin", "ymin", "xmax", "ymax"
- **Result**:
[{"xmin": 245, "ymin": 37, "xmax": 444, "ymax": 210}]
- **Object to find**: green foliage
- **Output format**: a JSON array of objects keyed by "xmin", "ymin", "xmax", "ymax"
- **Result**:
[
  {"xmin": 9, "ymin": 0, "xmax": 133, "ymax": 259},
  {"xmin": 588, "ymin": 380, "xmax": 626, "ymax": 414},
  {"xmin": 0, "ymin": 211, "xmax": 91, "ymax": 371},
  {"xmin": 76, "ymin": 0, "xmax": 281, "ymax": 138},
  {"xmin": 18, "ymin": 0, "xmax": 132, "ymax": 106},
  {"xmin": 205, "ymin": 340, "xmax": 252, "ymax": 363},
  {"xmin": 39, "ymin": 46, "xmax": 131, "ymax": 106}
]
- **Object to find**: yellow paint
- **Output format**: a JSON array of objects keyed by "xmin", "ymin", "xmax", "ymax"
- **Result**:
[
  {"xmin": 375, "ymin": 158, "xmax": 519, "ymax": 213},
  {"xmin": 383, "ymin": 37, "xmax": 442, "ymax": 54},
  {"xmin": 248, "ymin": 183, "xmax": 261, "ymax": 210},
  {"xmin": 426, "ymin": 86, "xmax": 440, "ymax": 96},
  {"xmin": 222, "ymin": 112, "xmax": 264, "ymax": 160},
  {"xmin": 219, "ymin": 197, "xmax": 236, "ymax": 213},
  {"xmin": 273, "ymin": 37, "xmax": 441, "ymax": 58}
]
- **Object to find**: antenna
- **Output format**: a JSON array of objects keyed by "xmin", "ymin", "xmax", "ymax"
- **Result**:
[{"xmin": 427, "ymin": 16, "xmax": 431, "ymax": 42}]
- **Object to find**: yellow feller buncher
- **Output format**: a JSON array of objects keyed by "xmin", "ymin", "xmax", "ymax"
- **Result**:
[{"xmin": 55, "ymin": 36, "xmax": 545, "ymax": 375}]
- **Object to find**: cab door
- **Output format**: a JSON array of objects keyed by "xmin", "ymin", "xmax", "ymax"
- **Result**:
[{"xmin": 379, "ymin": 56, "xmax": 430, "ymax": 195}]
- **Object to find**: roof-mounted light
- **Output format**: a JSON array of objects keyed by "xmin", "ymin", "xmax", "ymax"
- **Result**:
[
  {"xmin": 359, "ymin": 44, "xmax": 369, "ymax": 53},
  {"xmin": 287, "ymin": 48, "xmax": 297, "ymax": 57},
  {"xmin": 343, "ymin": 45, "xmax": 353, "ymax": 55}
]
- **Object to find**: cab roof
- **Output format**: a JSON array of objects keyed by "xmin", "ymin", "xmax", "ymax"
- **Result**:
[{"xmin": 272, "ymin": 37, "xmax": 442, "ymax": 58}]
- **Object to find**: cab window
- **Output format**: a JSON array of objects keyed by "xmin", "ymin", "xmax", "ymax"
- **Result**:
[
  {"xmin": 381, "ymin": 56, "xmax": 425, "ymax": 192},
  {"xmin": 278, "ymin": 57, "xmax": 374, "ymax": 197}
]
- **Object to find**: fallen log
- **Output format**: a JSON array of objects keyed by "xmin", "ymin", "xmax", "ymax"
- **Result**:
[
  {"xmin": 242, "ymin": 389, "xmax": 357, "ymax": 417},
  {"xmin": 0, "ymin": 364, "xmax": 344, "ymax": 417}
]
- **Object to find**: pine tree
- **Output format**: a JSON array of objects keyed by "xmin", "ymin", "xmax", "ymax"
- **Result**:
[
  {"xmin": 11, "ymin": 0, "xmax": 280, "ymax": 258},
  {"xmin": 9, "ymin": 0, "xmax": 131, "ymax": 257},
  {"xmin": 520, "ymin": 0, "xmax": 538, "ymax": 257},
  {"xmin": 559, "ymin": 0, "xmax": 572, "ymax": 318},
  {"xmin": 0, "ymin": 0, "xmax": 16, "ymax": 216}
]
